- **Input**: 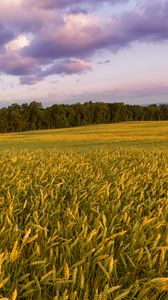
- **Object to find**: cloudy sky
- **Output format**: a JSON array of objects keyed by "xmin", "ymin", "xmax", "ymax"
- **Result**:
[{"xmin": 0, "ymin": 0, "xmax": 168, "ymax": 106}]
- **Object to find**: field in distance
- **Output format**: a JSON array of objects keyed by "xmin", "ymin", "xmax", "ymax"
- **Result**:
[
  {"xmin": 0, "ymin": 121, "xmax": 168, "ymax": 299},
  {"xmin": 0, "ymin": 120, "xmax": 168, "ymax": 148}
]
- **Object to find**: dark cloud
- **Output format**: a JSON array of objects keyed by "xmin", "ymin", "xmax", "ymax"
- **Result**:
[
  {"xmin": 67, "ymin": 8, "xmax": 88, "ymax": 15},
  {"xmin": 23, "ymin": 0, "xmax": 129, "ymax": 10},
  {"xmin": 42, "ymin": 59, "xmax": 91, "ymax": 76},
  {"xmin": 97, "ymin": 59, "xmax": 111, "ymax": 64},
  {"xmin": 0, "ymin": 23, "xmax": 15, "ymax": 48}
]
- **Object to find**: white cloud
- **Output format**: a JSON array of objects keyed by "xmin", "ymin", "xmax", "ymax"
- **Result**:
[{"xmin": 5, "ymin": 35, "xmax": 30, "ymax": 52}]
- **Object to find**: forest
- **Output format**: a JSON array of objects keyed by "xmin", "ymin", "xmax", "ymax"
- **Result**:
[{"xmin": 0, "ymin": 101, "xmax": 168, "ymax": 133}]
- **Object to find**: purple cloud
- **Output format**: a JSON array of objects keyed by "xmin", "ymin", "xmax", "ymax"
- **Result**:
[
  {"xmin": 67, "ymin": 7, "xmax": 88, "ymax": 15},
  {"xmin": 22, "ymin": 1, "xmax": 168, "ymax": 61},
  {"xmin": 0, "ymin": 0, "xmax": 168, "ymax": 85},
  {"xmin": 0, "ymin": 50, "xmax": 40, "ymax": 76},
  {"xmin": 22, "ymin": 20, "xmax": 109, "ymax": 59},
  {"xmin": 20, "ymin": 74, "xmax": 42, "ymax": 85},
  {"xmin": 0, "ymin": 23, "xmax": 15, "ymax": 48},
  {"xmin": 18, "ymin": 58, "xmax": 91, "ymax": 85},
  {"xmin": 43, "ymin": 58, "xmax": 91, "ymax": 76},
  {"xmin": 23, "ymin": 0, "xmax": 129, "ymax": 10}
]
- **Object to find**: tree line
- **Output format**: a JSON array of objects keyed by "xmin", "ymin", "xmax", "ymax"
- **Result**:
[{"xmin": 0, "ymin": 101, "xmax": 168, "ymax": 133}]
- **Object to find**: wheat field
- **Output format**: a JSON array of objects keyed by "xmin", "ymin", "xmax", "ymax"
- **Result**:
[{"xmin": 0, "ymin": 121, "xmax": 168, "ymax": 299}]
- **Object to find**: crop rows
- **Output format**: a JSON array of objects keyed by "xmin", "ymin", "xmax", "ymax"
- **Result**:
[{"xmin": 0, "ymin": 147, "xmax": 168, "ymax": 299}]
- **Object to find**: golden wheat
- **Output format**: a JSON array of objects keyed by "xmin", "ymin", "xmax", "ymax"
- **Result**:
[{"xmin": 0, "ymin": 122, "xmax": 168, "ymax": 299}]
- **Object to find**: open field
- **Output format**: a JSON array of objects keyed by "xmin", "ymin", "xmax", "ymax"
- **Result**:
[
  {"xmin": 0, "ymin": 121, "xmax": 168, "ymax": 149},
  {"xmin": 0, "ymin": 121, "xmax": 168, "ymax": 299}
]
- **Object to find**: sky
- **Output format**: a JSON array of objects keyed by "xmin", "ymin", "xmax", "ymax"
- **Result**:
[{"xmin": 0, "ymin": 0, "xmax": 168, "ymax": 107}]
